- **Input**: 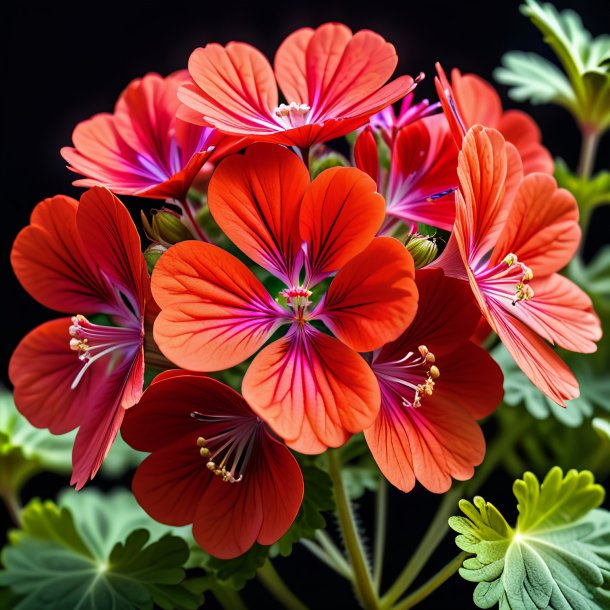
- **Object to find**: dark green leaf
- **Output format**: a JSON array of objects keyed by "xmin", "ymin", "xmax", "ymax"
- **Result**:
[{"xmin": 202, "ymin": 544, "xmax": 269, "ymax": 590}]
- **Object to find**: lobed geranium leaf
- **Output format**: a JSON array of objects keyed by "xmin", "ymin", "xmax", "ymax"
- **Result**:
[
  {"xmin": 555, "ymin": 160, "xmax": 610, "ymax": 217},
  {"xmin": 202, "ymin": 544, "xmax": 269, "ymax": 590},
  {"xmin": 0, "ymin": 489, "xmax": 202, "ymax": 610},
  {"xmin": 496, "ymin": 1, "xmax": 610, "ymax": 131},
  {"xmin": 272, "ymin": 460, "xmax": 335, "ymax": 557},
  {"xmin": 451, "ymin": 467, "xmax": 610, "ymax": 609}
]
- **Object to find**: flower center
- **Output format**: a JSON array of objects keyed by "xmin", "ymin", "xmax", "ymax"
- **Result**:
[
  {"xmin": 475, "ymin": 252, "xmax": 534, "ymax": 307},
  {"xmin": 191, "ymin": 411, "xmax": 260, "ymax": 483},
  {"xmin": 503, "ymin": 253, "xmax": 534, "ymax": 305},
  {"xmin": 69, "ymin": 315, "xmax": 142, "ymax": 389},
  {"xmin": 273, "ymin": 102, "xmax": 311, "ymax": 128},
  {"xmin": 374, "ymin": 345, "xmax": 440, "ymax": 408}
]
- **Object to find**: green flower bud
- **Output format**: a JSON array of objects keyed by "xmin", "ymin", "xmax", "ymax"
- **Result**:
[
  {"xmin": 143, "ymin": 244, "xmax": 167, "ymax": 274},
  {"xmin": 141, "ymin": 209, "xmax": 194, "ymax": 247},
  {"xmin": 406, "ymin": 234, "xmax": 439, "ymax": 269}
]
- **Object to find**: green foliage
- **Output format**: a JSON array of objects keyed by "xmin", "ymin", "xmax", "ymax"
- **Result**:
[
  {"xmin": 273, "ymin": 460, "xmax": 335, "ymax": 556},
  {"xmin": 495, "ymin": 0, "xmax": 610, "ymax": 132},
  {"xmin": 555, "ymin": 159, "xmax": 610, "ymax": 218},
  {"xmin": 310, "ymin": 150, "xmax": 350, "ymax": 179},
  {"xmin": 0, "ymin": 489, "xmax": 203, "ymax": 610},
  {"xmin": 202, "ymin": 544, "xmax": 269, "ymax": 590},
  {"xmin": 450, "ymin": 467, "xmax": 610, "ymax": 609}
]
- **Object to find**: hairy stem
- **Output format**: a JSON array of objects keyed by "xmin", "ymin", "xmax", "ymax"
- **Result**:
[
  {"xmin": 390, "ymin": 553, "xmax": 468, "ymax": 610},
  {"xmin": 373, "ymin": 478, "xmax": 388, "ymax": 592},
  {"xmin": 577, "ymin": 129, "xmax": 600, "ymax": 180},
  {"xmin": 257, "ymin": 559, "xmax": 311, "ymax": 610},
  {"xmin": 315, "ymin": 530, "xmax": 353, "ymax": 579},
  {"xmin": 327, "ymin": 450, "xmax": 380, "ymax": 610}
]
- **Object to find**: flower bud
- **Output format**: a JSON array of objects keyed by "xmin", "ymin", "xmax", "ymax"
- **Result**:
[
  {"xmin": 141, "ymin": 208, "xmax": 194, "ymax": 247},
  {"xmin": 405, "ymin": 234, "xmax": 439, "ymax": 269},
  {"xmin": 143, "ymin": 244, "xmax": 167, "ymax": 273}
]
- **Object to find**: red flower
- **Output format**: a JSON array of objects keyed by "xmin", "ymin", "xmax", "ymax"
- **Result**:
[
  {"xmin": 177, "ymin": 23, "xmax": 418, "ymax": 149},
  {"xmin": 121, "ymin": 371, "xmax": 304, "ymax": 559},
  {"xmin": 436, "ymin": 126, "xmax": 601, "ymax": 405},
  {"xmin": 365, "ymin": 269, "xmax": 503, "ymax": 493},
  {"xmin": 9, "ymin": 187, "xmax": 151, "ymax": 489},
  {"xmin": 151, "ymin": 144, "xmax": 418, "ymax": 453},
  {"xmin": 435, "ymin": 64, "xmax": 553, "ymax": 174},
  {"xmin": 355, "ymin": 114, "xmax": 458, "ymax": 232},
  {"xmin": 61, "ymin": 72, "xmax": 230, "ymax": 200}
]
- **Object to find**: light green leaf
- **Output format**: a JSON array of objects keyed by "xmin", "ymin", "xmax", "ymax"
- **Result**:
[
  {"xmin": 494, "ymin": 51, "xmax": 575, "ymax": 108},
  {"xmin": 451, "ymin": 467, "xmax": 610, "ymax": 609},
  {"xmin": 0, "ymin": 490, "xmax": 201, "ymax": 610},
  {"xmin": 272, "ymin": 461, "xmax": 335, "ymax": 557}
]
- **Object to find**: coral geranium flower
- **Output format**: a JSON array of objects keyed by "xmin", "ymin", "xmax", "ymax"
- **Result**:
[
  {"xmin": 437, "ymin": 125, "xmax": 601, "ymax": 405},
  {"xmin": 152, "ymin": 143, "xmax": 418, "ymax": 453},
  {"xmin": 365, "ymin": 268, "xmax": 504, "ymax": 493},
  {"xmin": 9, "ymin": 187, "xmax": 151, "ymax": 489},
  {"xmin": 354, "ymin": 113, "xmax": 458, "ymax": 232},
  {"xmin": 435, "ymin": 64, "xmax": 553, "ymax": 174},
  {"xmin": 61, "ymin": 71, "xmax": 230, "ymax": 200},
  {"xmin": 177, "ymin": 23, "xmax": 419, "ymax": 149},
  {"xmin": 121, "ymin": 371, "xmax": 304, "ymax": 559}
]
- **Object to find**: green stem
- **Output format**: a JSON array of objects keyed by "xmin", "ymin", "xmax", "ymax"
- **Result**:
[
  {"xmin": 257, "ymin": 559, "xmax": 311, "ymax": 610},
  {"xmin": 315, "ymin": 530, "xmax": 353, "ymax": 579},
  {"xmin": 300, "ymin": 539, "xmax": 351, "ymax": 579},
  {"xmin": 390, "ymin": 553, "xmax": 468, "ymax": 610},
  {"xmin": 380, "ymin": 485, "xmax": 462, "ymax": 609},
  {"xmin": 327, "ymin": 450, "xmax": 380, "ymax": 610},
  {"xmin": 577, "ymin": 129, "xmax": 600, "ymax": 179},
  {"xmin": 209, "ymin": 581, "xmax": 248, "ymax": 610},
  {"xmin": 373, "ymin": 478, "xmax": 388, "ymax": 592},
  {"xmin": 1, "ymin": 491, "xmax": 22, "ymax": 525}
]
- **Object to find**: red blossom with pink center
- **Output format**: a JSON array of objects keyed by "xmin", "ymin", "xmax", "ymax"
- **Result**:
[
  {"xmin": 435, "ymin": 125, "xmax": 601, "ymax": 405},
  {"xmin": 9, "ymin": 187, "xmax": 151, "ymax": 489},
  {"xmin": 122, "ymin": 371, "xmax": 304, "ymax": 559},
  {"xmin": 61, "ymin": 71, "xmax": 237, "ymax": 200},
  {"xmin": 151, "ymin": 143, "xmax": 418, "ymax": 452},
  {"xmin": 364, "ymin": 268, "xmax": 504, "ymax": 493},
  {"xmin": 176, "ymin": 23, "xmax": 420, "ymax": 149}
]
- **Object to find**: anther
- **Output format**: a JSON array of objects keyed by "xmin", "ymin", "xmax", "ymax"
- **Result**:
[{"xmin": 429, "ymin": 365, "xmax": 440, "ymax": 379}]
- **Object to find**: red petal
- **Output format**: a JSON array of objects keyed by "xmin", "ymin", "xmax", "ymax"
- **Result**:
[
  {"xmin": 512, "ymin": 274, "xmax": 601, "ymax": 353},
  {"xmin": 354, "ymin": 127, "xmax": 379, "ymax": 184},
  {"xmin": 434, "ymin": 63, "xmax": 467, "ymax": 146},
  {"xmin": 208, "ymin": 144, "xmax": 308, "ymax": 284},
  {"xmin": 378, "ymin": 268, "xmax": 481, "ymax": 360},
  {"xmin": 491, "ymin": 173, "xmax": 580, "ymax": 276},
  {"xmin": 133, "ymin": 438, "xmax": 212, "ymax": 527},
  {"xmin": 11, "ymin": 195, "xmax": 110, "ymax": 314},
  {"xmin": 77, "ymin": 187, "xmax": 149, "ymax": 320},
  {"xmin": 122, "ymin": 374, "xmax": 250, "ymax": 452},
  {"xmin": 179, "ymin": 42, "xmax": 278, "ymax": 133},
  {"xmin": 306, "ymin": 25, "xmax": 399, "ymax": 120},
  {"xmin": 387, "ymin": 115, "xmax": 458, "ymax": 231},
  {"xmin": 491, "ymin": 304, "xmax": 579, "ymax": 405},
  {"xmin": 243, "ymin": 328, "xmax": 380, "ymax": 453},
  {"xmin": 456, "ymin": 126, "xmax": 523, "ymax": 263},
  {"xmin": 497, "ymin": 110, "xmax": 554, "ymax": 175},
  {"xmin": 300, "ymin": 167, "xmax": 385, "ymax": 279},
  {"xmin": 365, "ymin": 392, "xmax": 485, "ymax": 493},
  {"xmin": 274, "ymin": 27, "xmax": 314, "ymax": 104},
  {"xmin": 152, "ymin": 242, "xmax": 285, "ymax": 371},
  {"xmin": 451, "ymin": 70, "xmax": 502, "ymax": 129},
  {"xmin": 9, "ymin": 318, "xmax": 94, "ymax": 434},
  {"xmin": 320, "ymin": 237, "xmax": 417, "ymax": 352}
]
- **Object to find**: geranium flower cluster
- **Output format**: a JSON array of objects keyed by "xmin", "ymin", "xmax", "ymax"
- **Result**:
[{"xmin": 10, "ymin": 23, "xmax": 601, "ymax": 559}]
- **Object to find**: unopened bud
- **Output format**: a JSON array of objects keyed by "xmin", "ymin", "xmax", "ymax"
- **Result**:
[
  {"xmin": 141, "ymin": 208, "xmax": 194, "ymax": 247},
  {"xmin": 144, "ymin": 244, "xmax": 167, "ymax": 273},
  {"xmin": 406, "ymin": 235, "xmax": 438, "ymax": 269}
]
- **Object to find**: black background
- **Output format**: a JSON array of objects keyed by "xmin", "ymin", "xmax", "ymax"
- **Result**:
[{"xmin": 2, "ymin": 1, "xmax": 610, "ymax": 608}]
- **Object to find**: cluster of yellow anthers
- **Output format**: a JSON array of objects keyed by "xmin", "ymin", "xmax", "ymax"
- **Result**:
[
  {"xmin": 504, "ymin": 252, "xmax": 534, "ymax": 305},
  {"xmin": 414, "ymin": 345, "xmax": 440, "ymax": 407},
  {"xmin": 197, "ymin": 436, "xmax": 242, "ymax": 483}
]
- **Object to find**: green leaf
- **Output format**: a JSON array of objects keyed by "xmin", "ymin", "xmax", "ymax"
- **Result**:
[
  {"xmin": 494, "ymin": 51, "xmax": 576, "ymax": 108},
  {"xmin": 497, "ymin": 1, "xmax": 610, "ymax": 131},
  {"xmin": 451, "ymin": 467, "xmax": 610, "ymax": 609},
  {"xmin": 555, "ymin": 159, "xmax": 610, "ymax": 216},
  {"xmin": 0, "ymin": 489, "xmax": 201, "ymax": 610},
  {"xmin": 202, "ymin": 544, "xmax": 269, "ymax": 590},
  {"xmin": 272, "ymin": 461, "xmax": 335, "ymax": 557}
]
